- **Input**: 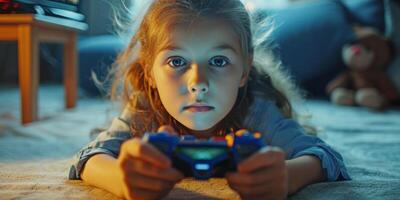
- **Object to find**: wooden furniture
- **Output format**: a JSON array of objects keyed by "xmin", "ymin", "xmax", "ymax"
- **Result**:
[{"xmin": 0, "ymin": 14, "xmax": 87, "ymax": 124}]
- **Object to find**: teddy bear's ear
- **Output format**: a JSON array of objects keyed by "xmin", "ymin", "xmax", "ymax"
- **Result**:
[
  {"xmin": 353, "ymin": 25, "xmax": 380, "ymax": 38},
  {"xmin": 353, "ymin": 27, "xmax": 393, "ymax": 70}
]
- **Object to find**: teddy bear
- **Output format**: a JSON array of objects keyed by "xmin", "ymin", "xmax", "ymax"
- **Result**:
[{"xmin": 326, "ymin": 26, "xmax": 399, "ymax": 110}]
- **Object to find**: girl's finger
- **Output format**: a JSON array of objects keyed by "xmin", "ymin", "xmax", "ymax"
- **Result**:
[
  {"xmin": 124, "ymin": 184, "xmax": 164, "ymax": 200},
  {"xmin": 240, "ymin": 193, "xmax": 285, "ymax": 200},
  {"xmin": 123, "ymin": 158, "xmax": 184, "ymax": 182},
  {"xmin": 120, "ymin": 138, "xmax": 171, "ymax": 169},
  {"xmin": 228, "ymin": 182, "xmax": 266, "ymax": 197},
  {"xmin": 127, "ymin": 172, "xmax": 175, "ymax": 192},
  {"xmin": 238, "ymin": 146, "xmax": 285, "ymax": 173},
  {"xmin": 228, "ymin": 178, "xmax": 286, "ymax": 197},
  {"xmin": 157, "ymin": 125, "xmax": 178, "ymax": 135},
  {"xmin": 225, "ymin": 166, "xmax": 276, "ymax": 186}
]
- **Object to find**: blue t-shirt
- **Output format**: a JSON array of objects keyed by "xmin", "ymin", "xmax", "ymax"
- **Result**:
[{"xmin": 68, "ymin": 97, "xmax": 351, "ymax": 181}]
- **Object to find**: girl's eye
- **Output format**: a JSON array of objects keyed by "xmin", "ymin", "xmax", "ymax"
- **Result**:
[
  {"xmin": 167, "ymin": 57, "xmax": 187, "ymax": 68},
  {"xmin": 209, "ymin": 56, "xmax": 230, "ymax": 67}
]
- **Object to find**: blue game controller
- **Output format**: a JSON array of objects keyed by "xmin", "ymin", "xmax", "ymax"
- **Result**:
[{"xmin": 143, "ymin": 130, "xmax": 266, "ymax": 180}]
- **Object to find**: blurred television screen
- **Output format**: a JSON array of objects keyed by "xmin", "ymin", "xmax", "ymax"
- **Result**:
[{"xmin": 1, "ymin": 0, "xmax": 84, "ymax": 21}]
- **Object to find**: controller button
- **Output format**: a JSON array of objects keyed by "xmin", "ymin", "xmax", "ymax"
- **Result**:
[
  {"xmin": 225, "ymin": 135, "xmax": 234, "ymax": 147},
  {"xmin": 210, "ymin": 136, "xmax": 226, "ymax": 142},
  {"xmin": 235, "ymin": 129, "xmax": 248, "ymax": 137},
  {"xmin": 254, "ymin": 132, "xmax": 261, "ymax": 139},
  {"xmin": 195, "ymin": 163, "xmax": 210, "ymax": 170}
]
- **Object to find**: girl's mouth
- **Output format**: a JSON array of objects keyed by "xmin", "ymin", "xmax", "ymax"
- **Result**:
[
  {"xmin": 183, "ymin": 103, "xmax": 215, "ymax": 112},
  {"xmin": 184, "ymin": 106, "xmax": 215, "ymax": 112}
]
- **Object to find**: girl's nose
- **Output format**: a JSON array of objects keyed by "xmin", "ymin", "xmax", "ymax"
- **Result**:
[
  {"xmin": 188, "ymin": 64, "xmax": 209, "ymax": 94},
  {"xmin": 190, "ymin": 84, "xmax": 208, "ymax": 94}
]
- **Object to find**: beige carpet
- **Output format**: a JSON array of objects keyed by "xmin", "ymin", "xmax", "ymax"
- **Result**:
[{"xmin": 0, "ymin": 159, "xmax": 239, "ymax": 200}]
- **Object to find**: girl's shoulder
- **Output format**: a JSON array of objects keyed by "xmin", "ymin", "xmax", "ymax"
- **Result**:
[
  {"xmin": 247, "ymin": 93, "xmax": 279, "ymax": 115},
  {"xmin": 107, "ymin": 106, "xmax": 133, "ymax": 133},
  {"xmin": 109, "ymin": 105, "xmax": 158, "ymax": 136},
  {"xmin": 244, "ymin": 94, "xmax": 285, "ymax": 130}
]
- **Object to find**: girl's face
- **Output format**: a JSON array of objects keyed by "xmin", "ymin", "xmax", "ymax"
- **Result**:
[{"xmin": 152, "ymin": 18, "xmax": 249, "ymax": 135}]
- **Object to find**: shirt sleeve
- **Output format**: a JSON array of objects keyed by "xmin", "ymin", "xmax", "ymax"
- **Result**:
[
  {"xmin": 68, "ymin": 116, "xmax": 132, "ymax": 180},
  {"xmin": 244, "ymin": 97, "xmax": 351, "ymax": 181}
]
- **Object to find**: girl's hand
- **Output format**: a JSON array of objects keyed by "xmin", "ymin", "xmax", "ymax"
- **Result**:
[
  {"xmin": 226, "ymin": 146, "xmax": 288, "ymax": 200},
  {"xmin": 117, "ymin": 126, "xmax": 184, "ymax": 200}
]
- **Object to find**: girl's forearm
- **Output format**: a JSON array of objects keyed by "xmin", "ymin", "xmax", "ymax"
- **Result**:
[
  {"xmin": 80, "ymin": 154, "xmax": 124, "ymax": 198},
  {"xmin": 285, "ymin": 155, "xmax": 326, "ymax": 195}
]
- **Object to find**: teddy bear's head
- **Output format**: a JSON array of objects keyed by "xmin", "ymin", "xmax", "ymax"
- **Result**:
[{"xmin": 342, "ymin": 26, "xmax": 393, "ymax": 72}]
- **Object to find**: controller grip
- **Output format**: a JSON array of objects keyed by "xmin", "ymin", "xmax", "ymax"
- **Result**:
[
  {"xmin": 233, "ymin": 144, "xmax": 262, "ymax": 163},
  {"xmin": 231, "ymin": 131, "xmax": 265, "ymax": 165}
]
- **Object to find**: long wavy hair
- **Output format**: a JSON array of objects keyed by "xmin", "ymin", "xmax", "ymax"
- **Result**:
[{"xmin": 107, "ymin": 0, "xmax": 304, "ymax": 137}]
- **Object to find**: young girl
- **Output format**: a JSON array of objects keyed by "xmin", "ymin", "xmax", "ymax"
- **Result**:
[{"xmin": 69, "ymin": 0, "xmax": 350, "ymax": 199}]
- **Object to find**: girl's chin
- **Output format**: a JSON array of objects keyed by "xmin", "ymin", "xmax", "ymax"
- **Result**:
[
  {"xmin": 186, "ymin": 125, "xmax": 215, "ymax": 132},
  {"xmin": 181, "ymin": 122, "xmax": 218, "ymax": 135}
]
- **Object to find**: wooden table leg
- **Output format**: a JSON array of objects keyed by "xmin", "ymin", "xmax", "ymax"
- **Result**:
[
  {"xmin": 17, "ymin": 24, "xmax": 39, "ymax": 124},
  {"xmin": 64, "ymin": 32, "xmax": 77, "ymax": 108}
]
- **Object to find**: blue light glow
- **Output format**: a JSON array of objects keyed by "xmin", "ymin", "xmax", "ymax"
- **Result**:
[{"xmin": 195, "ymin": 163, "xmax": 210, "ymax": 170}]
